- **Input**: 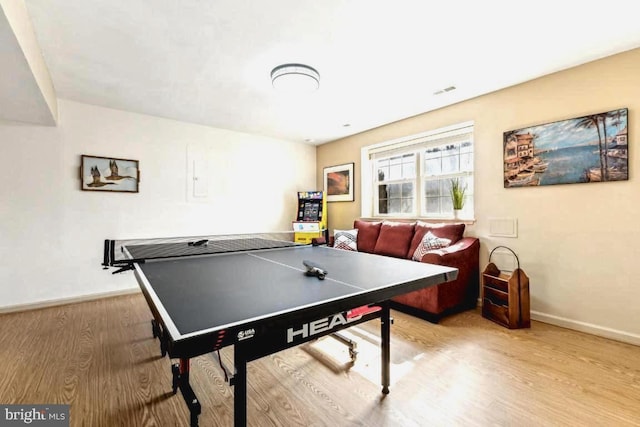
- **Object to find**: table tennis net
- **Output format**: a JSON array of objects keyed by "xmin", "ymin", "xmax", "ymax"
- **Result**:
[{"xmin": 103, "ymin": 232, "xmax": 302, "ymax": 266}]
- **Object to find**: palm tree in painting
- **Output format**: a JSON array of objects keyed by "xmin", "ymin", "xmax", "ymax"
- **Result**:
[
  {"xmin": 597, "ymin": 112, "xmax": 610, "ymax": 181},
  {"xmin": 575, "ymin": 115, "xmax": 605, "ymax": 181},
  {"xmin": 596, "ymin": 109, "xmax": 625, "ymax": 181}
]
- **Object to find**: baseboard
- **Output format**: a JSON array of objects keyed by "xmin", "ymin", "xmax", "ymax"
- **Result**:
[
  {"xmin": 531, "ymin": 310, "xmax": 640, "ymax": 346},
  {"xmin": 4, "ymin": 291, "xmax": 638, "ymax": 347},
  {"xmin": 0, "ymin": 287, "xmax": 140, "ymax": 314}
]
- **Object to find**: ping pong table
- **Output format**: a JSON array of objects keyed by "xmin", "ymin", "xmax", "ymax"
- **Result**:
[{"xmin": 104, "ymin": 234, "xmax": 457, "ymax": 427}]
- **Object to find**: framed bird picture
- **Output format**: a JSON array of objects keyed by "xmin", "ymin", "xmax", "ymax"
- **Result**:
[{"xmin": 80, "ymin": 155, "xmax": 140, "ymax": 193}]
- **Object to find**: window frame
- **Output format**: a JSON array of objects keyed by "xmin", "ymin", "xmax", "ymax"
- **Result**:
[
  {"xmin": 374, "ymin": 152, "xmax": 417, "ymax": 215},
  {"xmin": 361, "ymin": 122, "xmax": 474, "ymax": 220}
]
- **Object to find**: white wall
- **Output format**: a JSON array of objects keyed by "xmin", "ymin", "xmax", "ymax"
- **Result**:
[{"xmin": 0, "ymin": 99, "xmax": 316, "ymax": 309}]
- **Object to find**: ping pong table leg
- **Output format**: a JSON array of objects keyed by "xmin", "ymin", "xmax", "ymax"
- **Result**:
[
  {"xmin": 233, "ymin": 344, "xmax": 248, "ymax": 427},
  {"xmin": 151, "ymin": 319, "xmax": 160, "ymax": 338},
  {"xmin": 171, "ymin": 358, "xmax": 202, "ymax": 427},
  {"xmin": 381, "ymin": 301, "xmax": 391, "ymax": 395},
  {"xmin": 150, "ymin": 318, "xmax": 169, "ymax": 357}
]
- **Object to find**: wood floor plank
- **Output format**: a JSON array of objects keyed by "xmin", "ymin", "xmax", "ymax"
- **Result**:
[{"xmin": 1, "ymin": 293, "xmax": 639, "ymax": 426}]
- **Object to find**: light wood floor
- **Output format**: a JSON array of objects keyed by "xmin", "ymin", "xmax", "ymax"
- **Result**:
[{"xmin": 1, "ymin": 294, "xmax": 639, "ymax": 426}]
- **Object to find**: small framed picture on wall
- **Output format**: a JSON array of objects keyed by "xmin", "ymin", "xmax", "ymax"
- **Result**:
[
  {"xmin": 80, "ymin": 155, "xmax": 140, "ymax": 193},
  {"xmin": 323, "ymin": 162, "xmax": 354, "ymax": 202}
]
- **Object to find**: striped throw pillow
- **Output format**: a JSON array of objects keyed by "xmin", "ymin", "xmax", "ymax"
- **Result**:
[
  {"xmin": 412, "ymin": 231, "xmax": 451, "ymax": 261},
  {"xmin": 334, "ymin": 229, "xmax": 358, "ymax": 251}
]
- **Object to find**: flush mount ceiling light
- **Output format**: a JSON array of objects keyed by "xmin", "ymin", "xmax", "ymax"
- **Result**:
[{"xmin": 271, "ymin": 63, "xmax": 320, "ymax": 93}]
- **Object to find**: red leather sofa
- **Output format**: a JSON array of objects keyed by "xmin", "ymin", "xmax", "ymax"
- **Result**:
[{"xmin": 353, "ymin": 219, "xmax": 480, "ymax": 322}]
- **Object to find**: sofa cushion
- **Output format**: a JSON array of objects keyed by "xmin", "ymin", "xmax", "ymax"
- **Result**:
[
  {"xmin": 407, "ymin": 221, "xmax": 465, "ymax": 259},
  {"xmin": 429, "ymin": 222, "xmax": 465, "ymax": 242},
  {"xmin": 411, "ymin": 231, "xmax": 451, "ymax": 261},
  {"xmin": 373, "ymin": 221, "xmax": 415, "ymax": 258},
  {"xmin": 353, "ymin": 220, "xmax": 382, "ymax": 253},
  {"xmin": 334, "ymin": 229, "xmax": 358, "ymax": 251}
]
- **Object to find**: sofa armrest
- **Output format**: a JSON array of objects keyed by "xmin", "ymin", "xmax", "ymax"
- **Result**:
[{"xmin": 420, "ymin": 237, "xmax": 480, "ymax": 304}]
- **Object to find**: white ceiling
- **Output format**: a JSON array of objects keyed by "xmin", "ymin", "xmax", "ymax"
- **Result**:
[{"xmin": 15, "ymin": 0, "xmax": 640, "ymax": 144}]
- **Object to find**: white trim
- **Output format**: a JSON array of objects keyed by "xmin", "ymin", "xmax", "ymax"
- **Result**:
[
  {"xmin": 364, "ymin": 120, "xmax": 474, "ymax": 154},
  {"xmin": 133, "ymin": 261, "xmax": 183, "ymax": 340},
  {"xmin": 8, "ymin": 289, "xmax": 638, "ymax": 348},
  {"xmin": 0, "ymin": 287, "xmax": 140, "ymax": 314},
  {"xmin": 532, "ymin": 310, "xmax": 640, "ymax": 346},
  {"xmin": 361, "ymin": 148, "xmax": 373, "ymax": 217},
  {"xmin": 478, "ymin": 297, "xmax": 640, "ymax": 346}
]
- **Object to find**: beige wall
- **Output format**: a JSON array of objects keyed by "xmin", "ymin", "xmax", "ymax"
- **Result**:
[{"xmin": 317, "ymin": 48, "xmax": 640, "ymax": 344}]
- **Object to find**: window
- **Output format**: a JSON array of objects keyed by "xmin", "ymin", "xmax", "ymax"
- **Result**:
[
  {"xmin": 361, "ymin": 122, "xmax": 474, "ymax": 219},
  {"xmin": 375, "ymin": 153, "xmax": 415, "ymax": 214}
]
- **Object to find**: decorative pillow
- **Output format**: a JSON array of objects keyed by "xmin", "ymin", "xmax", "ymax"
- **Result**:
[
  {"xmin": 334, "ymin": 229, "xmax": 358, "ymax": 251},
  {"xmin": 412, "ymin": 231, "xmax": 451, "ymax": 261},
  {"xmin": 407, "ymin": 221, "xmax": 465, "ymax": 258}
]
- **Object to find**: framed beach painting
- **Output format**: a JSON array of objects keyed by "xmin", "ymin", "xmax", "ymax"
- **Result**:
[
  {"xmin": 324, "ymin": 162, "xmax": 354, "ymax": 202},
  {"xmin": 80, "ymin": 155, "xmax": 140, "ymax": 192},
  {"xmin": 503, "ymin": 108, "xmax": 628, "ymax": 188}
]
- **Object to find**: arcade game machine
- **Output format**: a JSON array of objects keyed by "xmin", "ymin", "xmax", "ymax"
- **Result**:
[{"xmin": 292, "ymin": 191, "xmax": 327, "ymax": 244}]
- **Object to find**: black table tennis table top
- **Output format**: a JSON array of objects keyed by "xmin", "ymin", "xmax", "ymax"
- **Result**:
[
  {"xmin": 130, "ymin": 244, "xmax": 457, "ymax": 343},
  {"xmin": 121, "ymin": 240, "xmax": 459, "ymax": 426}
]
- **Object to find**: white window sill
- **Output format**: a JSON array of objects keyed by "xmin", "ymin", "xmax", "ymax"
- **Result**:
[{"xmin": 359, "ymin": 216, "xmax": 476, "ymax": 225}]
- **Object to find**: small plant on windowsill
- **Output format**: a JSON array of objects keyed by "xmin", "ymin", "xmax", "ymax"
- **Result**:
[{"xmin": 450, "ymin": 178, "xmax": 467, "ymax": 219}]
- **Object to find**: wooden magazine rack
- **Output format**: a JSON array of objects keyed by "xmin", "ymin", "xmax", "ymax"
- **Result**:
[{"xmin": 482, "ymin": 246, "xmax": 530, "ymax": 329}]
